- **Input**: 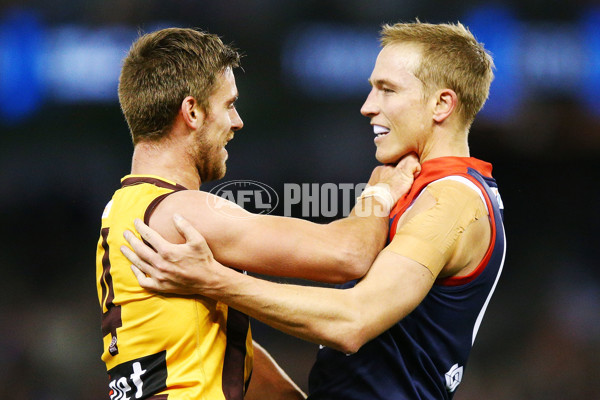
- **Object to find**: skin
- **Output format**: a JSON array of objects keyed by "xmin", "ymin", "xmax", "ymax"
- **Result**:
[
  {"xmin": 364, "ymin": 42, "xmax": 469, "ymax": 164},
  {"xmin": 130, "ymin": 67, "xmax": 243, "ymax": 189},
  {"xmin": 245, "ymin": 342, "xmax": 306, "ymax": 400},
  {"xmin": 116, "ymin": 63, "xmax": 420, "ymax": 398},
  {"xmin": 121, "ymin": 42, "xmax": 492, "ymax": 356}
]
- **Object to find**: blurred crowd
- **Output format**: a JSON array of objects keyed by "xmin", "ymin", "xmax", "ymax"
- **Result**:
[{"xmin": 0, "ymin": 1, "xmax": 598, "ymax": 398}]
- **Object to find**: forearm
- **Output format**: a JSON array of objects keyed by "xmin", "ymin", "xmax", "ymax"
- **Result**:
[
  {"xmin": 204, "ymin": 251, "xmax": 432, "ymax": 354},
  {"xmin": 209, "ymin": 266, "xmax": 363, "ymax": 353},
  {"xmin": 124, "ymin": 216, "xmax": 432, "ymax": 354},
  {"xmin": 323, "ymin": 154, "xmax": 421, "ymax": 275},
  {"xmin": 224, "ymin": 196, "xmax": 390, "ymax": 283},
  {"xmin": 322, "ymin": 196, "xmax": 391, "ymax": 277}
]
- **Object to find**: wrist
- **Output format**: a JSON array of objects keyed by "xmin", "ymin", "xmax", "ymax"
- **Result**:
[
  {"xmin": 204, "ymin": 261, "xmax": 245, "ymax": 299},
  {"xmin": 355, "ymin": 184, "xmax": 395, "ymax": 217}
]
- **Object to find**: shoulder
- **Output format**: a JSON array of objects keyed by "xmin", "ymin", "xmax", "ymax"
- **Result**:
[
  {"xmin": 398, "ymin": 178, "xmax": 488, "ymax": 232},
  {"xmin": 156, "ymin": 189, "xmax": 250, "ymax": 218},
  {"xmin": 424, "ymin": 178, "xmax": 487, "ymax": 213},
  {"xmin": 147, "ymin": 189, "xmax": 252, "ymax": 243}
]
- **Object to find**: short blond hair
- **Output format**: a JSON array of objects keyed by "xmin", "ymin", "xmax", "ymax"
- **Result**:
[
  {"xmin": 119, "ymin": 28, "xmax": 241, "ymax": 144},
  {"xmin": 381, "ymin": 21, "xmax": 494, "ymax": 126}
]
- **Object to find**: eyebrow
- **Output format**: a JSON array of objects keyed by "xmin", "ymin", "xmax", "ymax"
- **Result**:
[{"xmin": 368, "ymin": 78, "xmax": 399, "ymax": 89}]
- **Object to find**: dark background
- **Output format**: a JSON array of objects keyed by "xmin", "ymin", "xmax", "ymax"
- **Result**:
[{"xmin": 1, "ymin": 1, "xmax": 599, "ymax": 399}]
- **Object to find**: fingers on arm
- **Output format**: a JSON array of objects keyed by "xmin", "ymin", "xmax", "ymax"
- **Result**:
[
  {"xmin": 172, "ymin": 213, "xmax": 211, "ymax": 253},
  {"xmin": 123, "ymin": 228, "xmax": 167, "ymax": 266},
  {"xmin": 133, "ymin": 218, "xmax": 175, "ymax": 259},
  {"xmin": 129, "ymin": 264, "xmax": 159, "ymax": 291}
]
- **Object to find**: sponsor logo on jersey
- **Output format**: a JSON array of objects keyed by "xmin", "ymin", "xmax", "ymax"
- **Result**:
[
  {"xmin": 107, "ymin": 351, "xmax": 167, "ymax": 400},
  {"xmin": 445, "ymin": 363, "xmax": 463, "ymax": 393}
]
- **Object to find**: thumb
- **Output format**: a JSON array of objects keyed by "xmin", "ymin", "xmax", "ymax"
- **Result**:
[{"xmin": 396, "ymin": 152, "xmax": 421, "ymax": 177}]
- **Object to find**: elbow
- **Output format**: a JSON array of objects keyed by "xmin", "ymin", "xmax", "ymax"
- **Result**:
[
  {"xmin": 321, "ymin": 311, "xmax": 369, "ymax": 354},
  {"xmin": 316, "ymin": 247, "xmax": 367, "ymax": 284},
  {"xmin": 336, "ymin": 229, "xmax": 387, "ymax": 282},
  {"xmin": 327, "ymin": 324, "xmax": 368, "ymax": 355},
  {"xmin": 335, "ymin": 335, "xmax": 364, "ymax": 355},
  {"xmin": 332, "ymin": 243, "xmax": 372, "ymax": 283}
]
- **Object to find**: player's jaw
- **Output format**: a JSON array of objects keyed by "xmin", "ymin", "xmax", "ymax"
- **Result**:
[
  {"xmin": 208, "ymin": 131, "xmax": 234, "ymax": 181},
  {"xmin": 191, "ymin": 129, "xmax": 231, "ymax": 183},
  {"xmin": 370, "ymin": 122, "xmax": 409, "ymax": 165}
]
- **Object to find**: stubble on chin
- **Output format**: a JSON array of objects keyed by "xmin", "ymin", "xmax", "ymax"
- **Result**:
[{"xmin": 197, "ymin": 153, "xmax": 227, "ymax": 183}]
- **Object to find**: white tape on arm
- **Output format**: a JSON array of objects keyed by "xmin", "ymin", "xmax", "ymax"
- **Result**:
[{"xmin": 356, "ymin": 184, "xmax": 395, "ymax": 216}]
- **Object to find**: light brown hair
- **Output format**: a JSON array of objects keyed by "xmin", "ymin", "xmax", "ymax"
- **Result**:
[
  {"xmin": 119, "ymin": 28, "xmax": 241, "ymax": 144},
  {"xmin": 381, "ymin": 21, "xmax": 494, "ymax": 126}
]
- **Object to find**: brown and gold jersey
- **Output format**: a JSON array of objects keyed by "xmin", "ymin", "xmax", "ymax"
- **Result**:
[{"xmin": 96, "ymin": 175, "xmax": 253, "ymax": 400}]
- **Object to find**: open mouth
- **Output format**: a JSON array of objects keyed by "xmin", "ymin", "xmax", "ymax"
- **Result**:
[{"xmin": 373, "ymin": 124, "xmax": 390, "ymax": 139}]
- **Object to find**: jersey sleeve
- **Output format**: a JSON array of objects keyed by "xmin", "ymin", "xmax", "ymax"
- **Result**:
[{"xmin": 386, "ymin": 180, "xmax": 488, "ymax": 277}]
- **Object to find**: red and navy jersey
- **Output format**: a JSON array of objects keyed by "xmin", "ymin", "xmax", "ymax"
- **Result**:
[{"xmin": 308, "ymin": 157, "xmax": 506, "ymax": 399}]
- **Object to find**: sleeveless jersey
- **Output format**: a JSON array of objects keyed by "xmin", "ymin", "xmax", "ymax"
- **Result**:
[
  {"xmin": 96, "ymin": 175, "xmax": 253, "ymax": 400},
  {"xmin": 308, "ymin": 157, "xmax": 505, "ymax": 400}
]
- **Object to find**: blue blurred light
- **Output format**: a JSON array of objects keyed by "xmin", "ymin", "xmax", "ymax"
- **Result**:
[
  {"xmin": 0, "ymin": 9, "xmax": 45, "ymax": 123},
  {"xmin": 581, "ymin": 7, "xmax": 600, "ymax": 114},
  {"xmin": 464, "ymin": 5, "xmax": 522, "ymax": 120},
  {"xmin": 281, "ymin": 23, "xmax": 380, "ymax": 99},
  {"xmin": 282, "ymin": 7, "xmax": 600, "ymax": 118},
  {"xmin": 43, "ymin": 25, "xmax": 134, "ymax": 102}
]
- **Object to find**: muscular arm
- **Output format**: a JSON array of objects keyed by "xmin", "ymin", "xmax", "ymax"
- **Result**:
[
  {"xmin": 150, "ymin": 191, "xmax": 388, "ymax": 283},
  {"xmin": 122, "ymin": 178, "xmax": 490, "ymax": 353},
  {"xmin": 147, "ymin": 156, "xmax": 419, "ymax": 283},
  {"xmin": 205, "ymin": 250, "xmax": 434, "ymax": 354},
  {"xmin": 124, "ymin": 218, "xmax": 434, "ymax": 353}
]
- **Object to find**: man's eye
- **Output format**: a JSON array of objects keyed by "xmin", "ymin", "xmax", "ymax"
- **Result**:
[{"xmin": 382, "ymin": 88, "xmax": 394, "ymax": 94}]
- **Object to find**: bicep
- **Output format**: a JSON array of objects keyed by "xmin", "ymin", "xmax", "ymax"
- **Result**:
[
  {"xmin": 152, "ymin": 190, "xmax": 355, "ymax": 282},
  {"xmin": 215, "ymin": 213, "xmax": 353, "ymax": 281}
]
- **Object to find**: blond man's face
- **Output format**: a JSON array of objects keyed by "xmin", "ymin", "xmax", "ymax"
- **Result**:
[{"xmin": 361, "ymin": 43, "xmax": 433, "ymax": 164}]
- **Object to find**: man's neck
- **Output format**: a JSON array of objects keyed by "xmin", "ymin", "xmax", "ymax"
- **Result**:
[
  {"xmin": 418, "ymin": 125, "xmax": 470, "ymax": 163},
  {"xmin": 130, "ymin": 140, "xmax": 201, "ymax": 190}
]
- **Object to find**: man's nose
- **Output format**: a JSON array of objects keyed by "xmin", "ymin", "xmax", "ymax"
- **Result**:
[
  {"xmin": 360, "ymin": 89, "xmax": 379, "ymax": 117},
  {"xmin": 231, "ymin": 109, "xmax": 244, "ymax": 131}
]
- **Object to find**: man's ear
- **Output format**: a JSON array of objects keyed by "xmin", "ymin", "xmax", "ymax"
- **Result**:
[
  {"xmin": 432, "ymin": 89, "xmax": 457, "ymax": 123},
  {"xmin": 180, "ymin": 96, "xmax": 205, "ymax": 129}
]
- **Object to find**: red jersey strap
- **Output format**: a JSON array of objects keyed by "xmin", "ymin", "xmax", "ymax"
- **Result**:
[{"xmin": 389, "ymin": 157, "xmax": 493, "ymax": 242}]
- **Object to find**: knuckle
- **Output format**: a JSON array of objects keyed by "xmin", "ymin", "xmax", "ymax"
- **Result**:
[
  {"xmin": 155, "ymin": 273, "xmax": 167, "ymax": 284},
  {"xmin": 160, "ymin": 249, "xmax": 176, "ymax": 262},
  {"xmin": 155, "ymin": 259, "xmax": 171, "ymax": 272},
  {"xmin": 190, "ymin": 238, "xmax": 204, "ymax": 250}
]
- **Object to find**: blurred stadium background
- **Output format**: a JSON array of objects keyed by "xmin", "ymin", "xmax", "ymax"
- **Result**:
[{"xmin": 1, "ymin": 0, "xmax": 599, "ymax": 398}]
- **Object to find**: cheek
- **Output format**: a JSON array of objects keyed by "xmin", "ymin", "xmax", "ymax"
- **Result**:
[{"xmin": 220, "ymin": 114, "xmax": 231, "ymax": 132}]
